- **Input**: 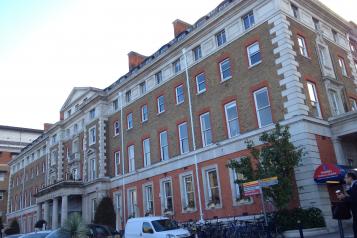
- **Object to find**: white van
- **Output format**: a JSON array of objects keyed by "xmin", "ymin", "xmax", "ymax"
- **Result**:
[{"xmin": 124, "ymin": 216, "xmax": 191, "ymax": 238}]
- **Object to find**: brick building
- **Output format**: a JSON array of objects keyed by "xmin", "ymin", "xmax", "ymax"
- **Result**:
[
  {"xmin": 0, "ymin": 125, "xmax": 43, "ymax": 224},
  {"xmin": 6, "ymin": 0, "xmax": 357, "ymax": 233}
]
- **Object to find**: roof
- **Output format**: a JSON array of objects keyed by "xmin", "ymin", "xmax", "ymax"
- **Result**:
[
  {"xmin": 60, "ymin": 87, "xmax": 102, "ymax": 111},
  {"xmin": 0, "ymin": 125, "xmax": 43, "ymax": 134},
  {"xmin": 127, "ymin": 216, "xmax": 169, "ymax": 222}
]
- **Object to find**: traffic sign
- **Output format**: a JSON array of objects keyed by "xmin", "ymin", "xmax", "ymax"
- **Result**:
[
  {"xmin": 243, "ymin": 180, "xmax": 261, "ymax": 196},
  {"xmin": 260, "ymin": 176, "xmax": 278, "ymax": 188}
]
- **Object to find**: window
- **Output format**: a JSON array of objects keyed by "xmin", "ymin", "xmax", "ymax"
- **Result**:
[
  {"xmin": 173, "ymin": 59, "xmax": 181, "ymax": 73},
  {"xmin": 72, "ymin": 139, "xmax": 79, "ymax": 154},
  {"xmin": 319, "ymin": 45, "xmax": 331, "ymax": 67},
  {"xmin": 307, "ymin": 82, "xmax": 322, "ymax": 118},
  {"xmin": 229, "ymin": 162, "xmax": 251, "ymax": 205},
  {"xmin": 141, "ymin": 105, "xmax": 148, "ymax": 122},
  {"xmin": 297, "ymin": 36, "xmax": 308, "ymax": 57},
  {"xmin": 74, "ymin": 124, "xmax": 78, "ymax": 133},
  {"xmin": 350, "ymin": 98, "xmax": 357, "ymax": 111},
  {"xmin": 242, "ymin": 11, "xmax": 255, "ymax": 30},
  {"xmin": 113, "ymin": 99, "xmax": 119, "ymax": 111},
  {"xmin": 178, "ymin": 122, "xmax": 189, "ymax": 154},
  {"xmin": 52, "ymin": 134, "xmax": 57, "ymax": 144},
  {"xmin": 253, "ymin": 88, "xmax": 273, "ymax": 128},
  {"xmin": 67, "ymin": 109, "xmax": 71, "ymax": 118},
  {"xmin": 0, "ymin": 172, "xmax": 5, "ymax": 181},
  {"xmin": 195, "ymin": 73, "xmax": 206, "ymax": 94},
  {"xmin": 89, "ymin": 108, "xmax": 96, "ymax": 119},
  {"xmin": 155, "ymin": 71, "xmax": 163, "ymax": 85},
  {"xmin": 128, "ymin": 189, "xmax": 137, "ymax": 217},
  {"xmin": 205, "ymin": 168, "xmax": 221, "ymax": 207},
  {"xmin": 313, "ymin": 17, "xmax": 320, "ymax": 31},
  {"xmin": 219, "ymin": 58, "xmax": 232, "ymax": 81},
  {"xmin": 193, "ymin": 46, "xmax": 202, "ymax": 61},
  {"xmin": 89, "ymin": 158, "xmax": 96, "ymax": 181},
  {"xmin": 127, "ymin": 113, "xmax": 133, "ymax": 129},
  {"xmin": 157, "ymin": 95, "xmax": 165, "ymax": 114},
  {"xmin": 338, "ymin": 57, "xmax": 347, "ymax": 77},
  {"xmin": 200, "ymin": 112, "xmax": 212, "ymax": 147},
  {"xmin": 142, "ymin": 222, "xmax": 153, "ymax": 233},
  {"xmin": 124, "ymin": 91, "xmax": 132, "ymax": 104},
  {"xmin": 215, "ymin": 30, "xmax": 226, "ymax": 46},
  {"xmin": 224, "ymin": 101, "xmax": 240, "ymax": 138},
  {"xmin": 128, "ymin": 145, "xmax": 135, "ymax": 172},
  {"xmin": 162, "ymin": 180, "xmax": 173, "ymax": 213},
  {"xmin": 114, "ymin": 121, "xmax": 120, "ymax": 136},
  {"xmin": 247, "ymin": 42, "xmax": 261, "ymax": 66},
  {"xmin": 50, "ymin": 150, "xmax": 57, "ymax": 166},
  {"xmin": 114, "ymin": 151, "xmax": 120, "ymax": 176},
  {"xmin": 332, "ymin": 29, "xmax": 338, "ymax": 42},
  {"xmin": 351, "ymin": 44, "xmax": 355, "ymax": 52},
  {"xmin": 159, "ymin": 131, "xmax": 169, "ymax": 161},
  {"xmin": 329, "ymin": 90, "xmax": 342, "ymax": 116},
  {"xmin": 36, "ymin": 166, "xmax": 39, "ymax": 176},
  {"xmin": 89, "ymin": 127, "xmax": 96, "ymax": 145},
  {"xmin": 143, "ymin": 138, "xmax": 151, "ymax": 167},
  {"xmin": 143, "ymin": 185, "xmax": 153, "ymax": 214},
  {"xmin": 291, "ymin": 4, "xmax": 299, "ymax": 18},
  {"xmin": 182, "ymin": 175, "xmax": 195, "ymax": 210},
  {"xmin": 175, "ymin": 85, "xmax": 185, "ymax": 104},
  {"xmin": 140, "ymin": 81, "xmax": 146, "ymax": 94}
]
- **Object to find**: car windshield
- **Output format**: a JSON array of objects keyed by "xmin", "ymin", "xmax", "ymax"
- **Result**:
[
  {"xmin": 151, "ymin": 219, "xmax": 179, "ymax": 232},
  {"xmin": 22, "ymin": 232, "xmax": 51, "ymax": 238},
  {"xmin": 46, "ymin": 230, "xmax": 70, "ymax": 238}
]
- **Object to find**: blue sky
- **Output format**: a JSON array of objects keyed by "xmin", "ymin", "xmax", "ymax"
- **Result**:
[{"xmin": 0, "ymin": 0, "xmax": 356, "ymax": 129}]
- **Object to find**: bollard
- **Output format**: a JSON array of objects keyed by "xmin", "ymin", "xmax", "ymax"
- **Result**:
[{"xmin": 297, "ymin": 220, "xmax": 304, "ymax": 238}]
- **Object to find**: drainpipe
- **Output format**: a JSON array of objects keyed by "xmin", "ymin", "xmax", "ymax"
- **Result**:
[
  {"xmin": 182, "ymin": 48, "xmax": 204, "ymax": 223},
  {"xmin": 119, "ymin": 91, "xmax": 126, "ymax": 225}
]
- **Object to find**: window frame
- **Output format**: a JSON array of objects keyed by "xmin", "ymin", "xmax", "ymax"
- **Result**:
[
  {"xmin": 161, "ymin": 178, "xmax": 174, "ymax": 214},
  {"xmin": 195, "ymin": 73, "xmax": 206, "ymax": 94},
  {"xmin": 175, "ymin": 85, "xmax": 185, "ymax": 105},
  {"xmin": 128, "ymin": 145, "xmax": 135, "ymax": 172},
  {"xmin": 253, "ymin": 87, "xmax": 273, "ymax": 128},
  {"xmin": 219, "ymin": 58, "xmax": 232, "ymax": 81},
  {"xmin": 291, "ymin": 4, "xmax": 299, "ymax": 18},
  {"xmin": 143, "ymin": 183, "xmax": 154, "ymax": 215},
  {"xmin": 155, "ymin": 71, "xmax": 163, "ymax": 85},
  {"xmin": 200, "ymin": 112, "xmax": 213, "ymax": 147},
  {"xmin": 89, "ymin": 126, "xmax": 96, "ymax": 145},
  {"xmin": 141, "ymin": 104, "xmax": 148, "ymax": 122},
  {"xmin": 338, "ymin": 57, "xmax": 348, "ymax": 77},
  {"xmin": 142, "ymin": 138, "xmax": 151, "ymax": 167},
  {"xmin": 193, "ymin": 45, "xmax": 202, "ymax": 61},
  {"xmin": 297, "ymin": 36, "xmax": 308, "ymax": 57},
  {"xmin": 179, "ymin": 172, "xmax": 196, "ymax": 212},
  {"xmin": 127, "ymin": 113, "xmax": 133, "ymax": 130},
  {"xmin": 178, "ymin": 122, "xmax": 189, "ymax": 154},
  {"xmin": 247, "ymin": 42, "xmax": 262, "ymax": 67},
  {"xmin": 224, "ymin": 101, "xmax": 240, "ymax": 138},
  {"xmin": 202, "ymin": 165, "xmax": 222, "ymax": 209},
  {"xmin": 215, "ymin": 30, "xmax": 227, "ymax": 47},
  {"xmin": 159, "ymin": 131, "xmax": 169, "ymax": 161},
  {"xmin": 114, "ymin": 151, "xmax": 120, "ymax": 176},
  {"xmin": 242, "ymin": 11, "xmax": 255, "ymax": 30},
  {"xmin": 173, "ymin": 59, "xmax": 181, "ymax": 73},
  {"xmin": 127, "ymin": 188, "xmax": 137, "ymax": 217},
  {"xmin": 306, "ymin": 82, "xmax": 322, "ymax": 118},
  {"xmin": 114, "ymin": 121, "xmax": 120, "ymax": 136},
  {"xmin": 350, "ymin": 98, "xmax": 357, "ymax": 111}
]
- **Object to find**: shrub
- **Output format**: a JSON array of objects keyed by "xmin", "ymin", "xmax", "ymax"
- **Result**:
[
  {"xmin": 94, "ymin": 197, "xmax": 116, "ymax": 229},
  {"xmin": 5, "ymin": 219, "xmax": 20, "ymax": 235},
  {"xmin": 274, "ymin": 207, "xmax": 325, "ymax": 231}
]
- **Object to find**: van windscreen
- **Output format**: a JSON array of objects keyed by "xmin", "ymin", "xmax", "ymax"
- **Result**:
[{"xmin": 152, "ymin": 219, "xmax": 179, "ymax": 232}]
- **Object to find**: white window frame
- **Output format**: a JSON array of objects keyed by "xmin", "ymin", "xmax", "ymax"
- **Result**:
[
  {"xmin": 114, "ymin": 121, "xmax": 120, "ymax": 136},
  {"xmin": 112, "ymin": 99, "xmax": 119, "ymax": 111},
  {"xmin": 141, "ymin": 105, "xmax": 148, "ymax": 122},
  {"xmin": 127, "ymin": 188, "xmax": 138, "ymax": 218},
  {"xmin": 350, "ymin": 98, "xmax": 357, "ymax": 111},
  {"xmin": 215, "ymin": 29, "xmax": 226, "ymax": 47},
  {"xmin": 338, "ymin": 57, "xmax": 347, "ymax": 77},
  {"xmin": 175, "ymin": 85, "xmax": 185, "ymax": 104},
  {"xmin": 247, "ymin": 42, "xmax": 261, "ymax": 67},
  {"xmin": 195, "ymin": 73, "xmax": 206, "ymax": 94},
  {"xmin": 160, "ymin": 178, "xmax": 174, "ymax": 214},
  {"xmin": 202, "ymin": 165, "xmax": 222, "ymax": 209},
  {"xmin": 89, "ymin": 158, "xmax": 96, "ymax": 181},
  {"xmin": 89, "ymin": 126, "xmax": 96, "ymax": 145},
  {"xmin": 219, "ymin": 58, "xmax": 232, "ymax": 81},
  {"xmin": 178, "ymin": 122, "xmax": 189, "ymax": 154},
  {"xmin": 192, "ymin": 45, "xmax": 202, "ymax": 61},
  {"xmin": 89, "ymin": 108, "xmax": 96, "ymax": 120},
  {"xmin": 114, "ymin": 151, "xmax": 120, "ymax": 176},
  {"xmin": 128, "ymin": 145, "xmax": 135, "ymax": 172},
  {"xmin": 179, "ymin": 172, "xmax": 196, "ymax": 212},
  {"xmin": 253, "ymin": 87, "xmax": 273, "ymax": 128},
  {"xmin": 329, "ymin": 89, "xmax": 343, "ymax": 116},
  {"xmin": 143, "ymin": 183, "xmax": 154, "ymax": 215},
  {"xmin": 200, "ymin": 112, "xmax": 212, "ymax": 147},
  {"xmin": 242, "ymin": 11, "xmax": 255, "ymax": 30},
  {"xmin": 142, "ymin": 138, "xmax": 151, "ymax": 167},
  {"xmin": 297, "ymin": 36, "xmax": 308, "ymax": 57},
  {"xmin": 173, "ymin": 59, "xmax": 181, "ymax": 73},
  {"xmin": 159, "ymin": 131, "xmax": 169, "ymax": 161},
  {"xmin": 291, "ymin": 4, "xmax": 299, "ymax": 18},
  {"xmin": 140, "ymin": 81, "xmax": 146, "ymax": 94},
  {"xmin": 157, "ymin": 95, "xmax": 165, "ymax": 114},
  {"xmin": 127, "ymin": 113, "xmax": 133, "ymax": 130},
  {"xmin": 155, "ymin": 71, "xmax": 163, "ymax": 85},
  {"xmin": 307, "ymin": 82, "xmax": 322, "ymax": 118},
  {"xmin": 224, "ymin": 101, "xmax": 240, "ymax": 138}
]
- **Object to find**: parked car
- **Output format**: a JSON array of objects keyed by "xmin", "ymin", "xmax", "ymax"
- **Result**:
[
  {"xmin": 20, "ymin": 231, "xmax": 52, "ymax": 238},
  {"xmin": 46, "ymin": 224, "xmax": 119, "ymax": 238},
  {"xmin": 5, "ymin": 234, "xmax": 23, "ymax": 238},
  {"xmin": 124, "ymin": 217, "xmax": 190, "ymax": 238}
]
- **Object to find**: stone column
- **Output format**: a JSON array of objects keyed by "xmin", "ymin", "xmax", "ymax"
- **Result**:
[
  {"xmin": 61, "ymin": 195, "xmax": 68, "ymax": 226},
  {"xmin": 52, "ymin": 198, "xmax": 59, "ymax": 229},
  {"xmin": 43, "ymin": 201, "xmax": 50, "ymax": 224},
  {"xmin": 36, "ymin": 203, "xmax": 42, "ymax": 221},
  {"xmin": 332, "ymin": 137, "xmax": 346, "ymax": 165}
]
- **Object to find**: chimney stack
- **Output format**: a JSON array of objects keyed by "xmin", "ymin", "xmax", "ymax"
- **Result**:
[
  {"xmin": 44, "ymin": 123, "xmax": 54, "ymax": 132},
  {"xmin": 173, "ymin": 19, "xmax": 192, "ymax": 38},
  {"xmin": 128, "ymin": 51, "xmax": 147, "ymax": 71}
]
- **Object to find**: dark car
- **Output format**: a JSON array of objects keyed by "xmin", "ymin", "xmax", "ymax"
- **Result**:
[
  {"xmin": 46, "ymin": 224, "xmax": 119, "ymax": 238},
  {"xmin": 20, "ymin": 231, "xmax": 52, "ymax": 238}
]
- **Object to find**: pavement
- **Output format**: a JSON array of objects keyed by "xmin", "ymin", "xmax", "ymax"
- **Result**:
[{"xmin": 314, "ymin": 227, "xmax": 354, "ymax": 238}]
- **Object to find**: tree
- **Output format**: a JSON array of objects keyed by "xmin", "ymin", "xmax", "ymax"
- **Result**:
[
  {"xmin": 94, "ymin": 197, "xmax": 116, "ymax": 229},
  {"xmin": 228, "ymin": 123, "xmax": 302, "ymax": 210},
  {"xmin": 60, "ymin": 213, "xmax": 88, "ymax": 238}
]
